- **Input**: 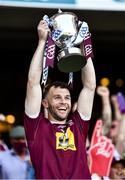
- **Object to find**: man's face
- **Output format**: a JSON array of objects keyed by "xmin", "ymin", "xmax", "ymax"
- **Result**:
[
  {"xmin": 110, "ymin": 162, "xmax": 125, "ymax": 179},
  {"xmin": 11, "ymin": 137, "xmax": 27, "ymax": 154},
  {"xmin": 44, "ymin": 86, "xmax": 71, "ymax": 122}
]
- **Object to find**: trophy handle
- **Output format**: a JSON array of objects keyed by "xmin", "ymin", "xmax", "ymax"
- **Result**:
[
  {"xmin": 73, "ymin": 21, "xmax": 89, "ymax": 46},
  {"xmin": 78, "ymin": 20, "xmax": 82, "ymax": 27}
]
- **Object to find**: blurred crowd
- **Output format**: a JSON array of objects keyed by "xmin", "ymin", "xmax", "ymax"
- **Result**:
[
  {"xmin": 0, "ymin": 126, "xmax": 35, "ymax": 179},
  {"xmin": 0, "ymin": 85, "xmax": 125, "ymax": 179},
  {"xmin": 88, "ymin": 85, "xmax": 125, "ymax": 179}
]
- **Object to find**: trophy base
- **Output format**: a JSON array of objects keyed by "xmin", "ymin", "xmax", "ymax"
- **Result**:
[{"xmin": 57, "ymin": 47, "xmax": 87, "ymax": 73}]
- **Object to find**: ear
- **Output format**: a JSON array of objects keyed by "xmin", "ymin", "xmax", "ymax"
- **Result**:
[{"xmin": 42, "ymin": 99, "xmax": 49, "ymax": 108}]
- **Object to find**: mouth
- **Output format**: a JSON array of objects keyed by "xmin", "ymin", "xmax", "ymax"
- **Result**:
[{"xmin": 57, "ymin": 107, "xmax": 67, "ymax": 114}]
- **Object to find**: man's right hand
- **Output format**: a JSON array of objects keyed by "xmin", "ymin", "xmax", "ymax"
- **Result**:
[{"xmin": 37, "ymin": 20, "xmax": 50, "ymax": 42}]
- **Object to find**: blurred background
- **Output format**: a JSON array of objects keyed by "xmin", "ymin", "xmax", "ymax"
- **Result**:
[{"xmin": 0, "ymin": 0, "xmax": 125, "ymax": 129}]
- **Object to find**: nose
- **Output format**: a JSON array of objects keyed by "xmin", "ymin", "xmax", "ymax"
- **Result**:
[
  {"xmin": 60, "ymin": 98, "xmax": 66, "ymax": 103},
  {"xmin": 59, "ymin": 97, "xmax": 68, "ymax": 104}
]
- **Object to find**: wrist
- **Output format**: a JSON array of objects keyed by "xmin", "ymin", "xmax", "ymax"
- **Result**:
[
  {"xmin": 102, "ymin": 96, "xmax": 110, "ymax": 105},
  {"xmin": 38, "ymin": 39, "xmax": 46, "ymax": 45},
  {"xmin": 37, "ymin": 39, "xmax": 47, "ymax": 51}
]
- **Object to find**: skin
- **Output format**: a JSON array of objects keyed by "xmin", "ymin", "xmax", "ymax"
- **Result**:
[
  {"xmin": 96, "ymin": 86, "xmax": 112, "ymax": 135},
  {"xmin": 110, "ymin": 163, "xmax": 125, "ymax": 179},
  {"xmin": 42, "ymin": 86, "xmax": 71, "ymax": 124},
  {"xmin": 109, "ymin": 120, "xmax": 120, "ymax": 140}
]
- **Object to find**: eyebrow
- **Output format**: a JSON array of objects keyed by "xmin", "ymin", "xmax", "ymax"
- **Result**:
[
  {"xmin": 53, "ymin": 94, "xmax": 70, "ymax": 97},
  {"xmin": 52, "ymin": 94, "xmax": 71, "ymax": 98}
]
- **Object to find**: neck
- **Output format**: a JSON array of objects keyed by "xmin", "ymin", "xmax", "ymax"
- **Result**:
[
  {"xmin": 50, "ymin": 119, "xmax": 66, "ymax": 124},
  {"xmin": 48, "ymin": 114, "xmax": 66, "ymax": 124},
  {"xmin": 16, "ymin": 151, "xmax": 26, "ymax": 160}
]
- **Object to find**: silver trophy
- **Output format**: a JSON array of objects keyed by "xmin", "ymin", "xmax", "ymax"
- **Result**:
[{"xmin": 44, "ymin": 10, "xmax": 88, "ymax": 73}]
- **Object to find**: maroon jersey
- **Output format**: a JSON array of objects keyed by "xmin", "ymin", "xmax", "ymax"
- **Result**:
[{"xmin": 24, "ymin": 111, "xmax": 91, "ymax": 179}]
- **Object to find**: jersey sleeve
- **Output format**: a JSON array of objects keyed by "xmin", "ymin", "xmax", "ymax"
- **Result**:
[
  {"xmin": 23, "ymin": 112, "xmax": 43, "ymax": 143},
  {"xmin": 71, "ymin": 111, "xmax": 90, "ymax": 141}
]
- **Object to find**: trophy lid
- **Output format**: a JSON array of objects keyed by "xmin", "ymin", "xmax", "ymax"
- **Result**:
[{"xmin": 50, "ymin": 10, "xmax": 78, "ymax": 21}]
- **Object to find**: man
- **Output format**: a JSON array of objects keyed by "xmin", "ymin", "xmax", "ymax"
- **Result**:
[
  {"xmin": 109, "ymin": 159, "xmax": 125, "ymax": 179},
  {"xmin": 0, "ymin": 125, "xmax": 35, "ymax": 179},
  {"xmin": 24, "ymin": 19, "xmax": 96, "ymax": 179}
]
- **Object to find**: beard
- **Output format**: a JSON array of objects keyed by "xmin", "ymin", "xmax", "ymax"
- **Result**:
[{"xmin": 48, "ymin": 105, "xmax": 69, "ymax": 122}]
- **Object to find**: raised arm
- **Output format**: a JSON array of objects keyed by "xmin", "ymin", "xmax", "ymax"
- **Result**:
[
  {"xmin": 77, "ymin": 57, "xmax": 96, "ymax": 120},
  {"xmin": 115, "ymin": 114, "xmax": 125, "ymax": 158},
  {"xmin": 111, "ymin": 94, "xmax": 122, "ymax": 121},
  {"xmin": 96, "ymin": 86, "xmax": 112, "ymax": 135},
  {"xmin": 25, "ymin": 20, "xmax": 50, "ymax": 117}
]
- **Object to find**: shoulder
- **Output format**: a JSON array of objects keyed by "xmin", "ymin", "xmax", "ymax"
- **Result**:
[
  {"xmin": 70, "ymin": 110, "xmax": 90, "ymax": 121},
  {"xmin": 0, "ymin": 150, "xmax": 10, "ymax": 160},
  {"xmin": 24, "ymin": 112, "xmax": 45, "ymax": 122}
]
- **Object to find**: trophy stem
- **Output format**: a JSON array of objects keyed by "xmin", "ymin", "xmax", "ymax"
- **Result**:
[{"xmin": 57, "ymin": 47, "xmax": 87, "ymax": 73}]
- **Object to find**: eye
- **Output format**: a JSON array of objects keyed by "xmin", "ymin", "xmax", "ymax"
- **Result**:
[
  {"xmin": 65, "ymin": 96, "xmax": 71, "ymax": 100},
  {"xmin": 54, "ymin": 95, "xmax": 61, "ymax": 99}
]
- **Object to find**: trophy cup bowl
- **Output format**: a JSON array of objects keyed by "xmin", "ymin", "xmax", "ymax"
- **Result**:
[{"xmin": 50, "ymin": 11, "xmax": 86, "ymax": 73}]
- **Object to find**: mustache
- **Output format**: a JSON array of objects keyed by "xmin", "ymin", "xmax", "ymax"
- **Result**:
[{"xmin": 48, "ymin": 106, "xmax": 69, "ymax": 121}]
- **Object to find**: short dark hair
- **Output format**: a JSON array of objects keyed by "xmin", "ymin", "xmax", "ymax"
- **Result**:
[{"xmin": 42, "ymin": 81, "xmax": 72, "ymax": 99}]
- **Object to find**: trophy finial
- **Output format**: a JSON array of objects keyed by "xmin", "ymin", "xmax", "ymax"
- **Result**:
[{"xmin": 58, "ymin": 9, "xmax": 62, "ymax": 13}]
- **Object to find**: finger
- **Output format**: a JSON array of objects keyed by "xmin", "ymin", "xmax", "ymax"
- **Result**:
[{"xmin": 90, "ymin": 119, "xmax": 103, "ymax": 146}]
